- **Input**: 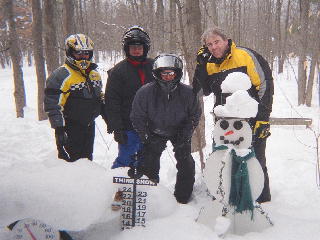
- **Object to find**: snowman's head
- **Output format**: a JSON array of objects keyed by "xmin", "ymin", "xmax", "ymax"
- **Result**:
[{"xmin": 213, "ymin": 118, "xmax": 252, "ymax": 149}]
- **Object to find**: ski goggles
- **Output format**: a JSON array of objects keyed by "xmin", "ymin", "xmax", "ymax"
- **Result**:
[{"xmin": 160, "ymin": 71, "xmax": 175, "ymax": 76}]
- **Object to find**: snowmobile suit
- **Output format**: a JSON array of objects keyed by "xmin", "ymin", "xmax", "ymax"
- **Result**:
[
  {"xmin": 130, "ymin": 82, "xmax": 201, "ymax": 203},
  {"xmin": 44, "ymin": 61, "xmax": 103, "ymax": 161},
  {"xmin": 103, "ymin": 58, "xmax": 154, "ymax": 168},
  {"xmin": 193, "ymin": 40, "xmax": 274, "ymax": 203}
]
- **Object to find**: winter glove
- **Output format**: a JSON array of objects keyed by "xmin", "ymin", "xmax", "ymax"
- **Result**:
[
  {"xmin": 196, "ymin": 46, "xmax": 211, "ymax": 65},
  {"xmin": 55, "ymin": 127, "xmax": 70, "ymax": 161},
  {"xmin": 114, "ymin": 130, "xmax": 128, "ymax": 145},
  {"xmin": 193, "ymin": 46, "xmax": 212, "ymax": 96},
  {"xmin": 254, "ymin": 121, "xmax": 271, "ymax": 139}
]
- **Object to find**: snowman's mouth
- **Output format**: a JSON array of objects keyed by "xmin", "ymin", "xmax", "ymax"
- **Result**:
[{"xmin": 220, "ymin": 136, "xmax": 244, "ymax": 145}]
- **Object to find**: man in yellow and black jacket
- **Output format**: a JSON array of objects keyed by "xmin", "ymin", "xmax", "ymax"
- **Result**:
[
  {"xmin": 44, "ymin": 34, "xmax": 103, "ymax": 162},
  {"xmin": 193, "ymin": 27, "xmax": 274, "ymax": 203}
]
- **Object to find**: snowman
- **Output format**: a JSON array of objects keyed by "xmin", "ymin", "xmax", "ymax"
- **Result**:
[{"xmin": 197, "ymin": 72, "xmax": 272, "ymax": 236}]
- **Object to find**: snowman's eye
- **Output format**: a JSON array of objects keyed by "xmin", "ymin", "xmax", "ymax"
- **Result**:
[
  {"xmin": 233, "ymin": 121, "xmax": 243, "ymax": 130},
  {"xmin": 220, "ymin": 120, "xmax": 229, "ymax": 130}
]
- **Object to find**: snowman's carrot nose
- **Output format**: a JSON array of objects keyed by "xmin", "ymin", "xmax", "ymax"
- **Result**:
[{"xmin": 225, "ymin": 130, "xmax": 234, "ymax": 136}]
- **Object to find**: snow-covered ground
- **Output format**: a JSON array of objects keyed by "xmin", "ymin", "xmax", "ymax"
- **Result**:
[{"xmin": 0, "ymin": 58, "xmax": 320, "ymax": 240}]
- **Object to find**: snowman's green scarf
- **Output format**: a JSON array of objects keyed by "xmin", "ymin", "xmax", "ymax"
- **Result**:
[{"xmin": 213, "ymin": 145, "xmax": 255, "ymax": 218}]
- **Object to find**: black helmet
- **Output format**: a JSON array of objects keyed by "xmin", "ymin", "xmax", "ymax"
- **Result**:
[
  {"xmin": 152, "ymin": 54, "xmax": 183, "ymax": 92},
  {"xmin": 122, "ymin": 25, "xmax": 150, "ymax": 61}
]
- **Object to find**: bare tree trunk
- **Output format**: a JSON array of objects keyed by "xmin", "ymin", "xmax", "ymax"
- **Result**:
[
  {"xmin": 44, "ymin": 0, "xmax": 59, "ymax": 75},
  {"xmin": 223, "ymin": 0, "xmax": 230, "ymax": 33},
  {"xmin": 140, "ymin": 0, "xmax": 148, "ymax": 28},
  {"xmin": 176, "ymin": 0, "xmax": 206, "ymax": 170},
  {"xmin": 27, "ymin": 48, "xmax": 32, "ymax": 67},
  {"xmin": 297, "ymin": 0, "xmax": 310, "ymax": 105},
  {"xmin": 75, "ymin": 0, "xmax": 87, "ymax": 34},
  {"xmin": 175, "ymin": 0, "xmax": 186, "ymax": 53},
  {"xmin": 297, "ymin": 59, "xmax": 307, "ymax": 105},
  {"xmin": 305, "ymin": 56, "xmax": 319, "ymax": 106},
  {"xmin": 156, "ymin": 0, "xmax": 165, "ymax": 52},
  {"xmin": 169, "ymin": 0, "xmax": 177, "ymax": 52},
  {"xmin": 31, "ymin": 0, "xmax": 47, "ymax": 121},
  {"xmin": 255, "ymin": 0, "xmax": 261, "ymax": 51},
  {"xmin": 305, "ymin": 2, "xmax": 320, "ymax": 106},
  {"xmin": 278, "ymin": 0, "xmax": 290, "ymax": 73},
  {"xmin": 265, "ymin": 0, "xmax": 273, "ymax": 63},
  {"xmin": 275, "ymin": 0, "xmax": 282, "ymax": 72},
  {"xmin": 129, "ymin": 0, "xmax": 139, "ymax": 24},
  {"xmin": 318, "ymin": 63, "xmax": 320, "ymax": 106},
  {"xmin": 91, "ymin": 0, "xmax": 100, "ymax": 63},
  {"xmin": 237, "ymin": 0, "xmax": 242, "ymax": 45},
  {"xmin": 78, "ymin": 0, "xmax": 85, "ymax": 33},
  {"xmin": 147, "ymin": 1, "xmax": 155, "ymax": 55},
  {"xmin": 231, "ymin": 0, "xmax": 238, "ymax": 43},
  {"xmin": 3, "ymin": 0, "xmax": 26, "ymax": 118},
  {"xmin": 256, "ymin": 0, "xmax": 273, "ymax": 63},
  {"xmin": 211, "ymin": 0, "xmax": 219, "ymax": 26},
  {"xmin": 241, "ymin": 2, "xmax": 248, "ymax": 46},
  {"xmin": 56, "ymin": 1, "xmax": 66, "ymax": 64},
  {"xmin": 82, "ymin": 0, "xmax": 89, "ymax": 35},
  {"xmin": 0, "ymin": 49, "xmax": 6, "ymax": 68},
  {"xmin": 63, "ymin": 0, "xmax": 76, "ymax": 37}
]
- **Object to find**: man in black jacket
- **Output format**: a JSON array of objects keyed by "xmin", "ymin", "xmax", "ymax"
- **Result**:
[
  {"xmin": 104, "ymin": 26, "xmax": 154, "ymax": 169},
  {"xmin": 131, "ymin": 54, "xmax": 201, "ymax": 204},
  {"xmin": 44, "ymin": 34, "xmax": 103, "ymax": 162}
]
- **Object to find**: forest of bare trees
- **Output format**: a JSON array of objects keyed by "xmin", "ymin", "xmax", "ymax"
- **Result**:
[{"xmin": 0, "ymin": 0, "xmax": 319, "ymax": 159}]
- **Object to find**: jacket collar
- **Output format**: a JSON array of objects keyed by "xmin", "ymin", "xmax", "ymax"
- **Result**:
[{"xmin": 127, "ymin": 57, "xmax": 148, "ymax": 67}]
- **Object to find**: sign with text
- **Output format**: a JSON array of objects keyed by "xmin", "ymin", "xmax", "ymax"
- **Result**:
[{"xmin": 113, "ymin": 176, "xmax": 157, "ymax": 229}]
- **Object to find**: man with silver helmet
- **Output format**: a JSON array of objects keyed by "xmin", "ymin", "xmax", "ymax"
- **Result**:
[
  {"xmin": 130, "ymin": 54, "xmax": 201, "ymax": 204},
  {"xmin": 44, "ymin": 34, "xmax": 103, "ymax": 162},
  {"xmin": 103, "ymin": 26, "xmax": 154, "ymax": 170}
]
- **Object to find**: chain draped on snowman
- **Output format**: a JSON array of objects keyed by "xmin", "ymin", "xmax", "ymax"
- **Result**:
[{"xmin": 197, "ymin": 72, "xmax": 273, "ymax": 236}]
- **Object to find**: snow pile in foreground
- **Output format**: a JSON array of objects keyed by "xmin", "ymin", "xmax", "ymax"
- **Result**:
[{"xmin": 0, "ymin": 159, "xmax": 177, "ymax": 231}]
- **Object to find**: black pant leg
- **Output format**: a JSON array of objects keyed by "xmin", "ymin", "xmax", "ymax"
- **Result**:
[
  {"xmin": 253, "ymin": 137, "xmax": 271, "ymax": 203},
  {"xmin": 172, "ymin": 140, "xmax": 195, "ymax": 203},
  {"xmin": 64, "ymin": 120, "xmax": 95, "ymax": 162},
  {"xmin": 142, "ymin": 135, "xmax": 167, "ymax": 179},
  {"xmin": 82, "ymin": 122, "xmax": 95, "ymax": 160}
]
